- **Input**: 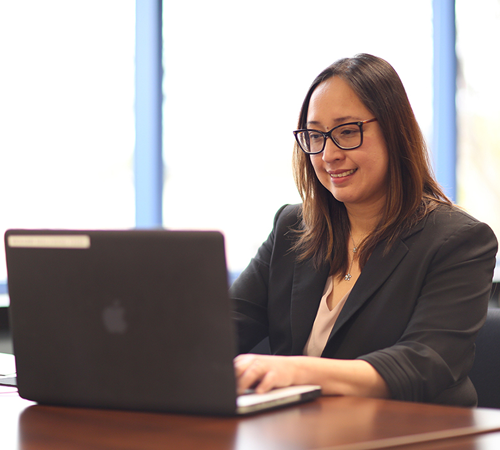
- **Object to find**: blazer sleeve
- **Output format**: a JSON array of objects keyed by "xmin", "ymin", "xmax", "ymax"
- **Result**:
[
  {"xmin": 359, "ymin": 217, "xmax": 498, "ymax": 405},
  {"xmin": 229, "ymin": 205, "xmax": 289, "ymax": 353}
]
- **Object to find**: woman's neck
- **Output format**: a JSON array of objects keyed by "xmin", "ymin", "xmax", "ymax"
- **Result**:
[{"xmin": 346, "ymin": 203, "xmax": 384, "ymax": 242}]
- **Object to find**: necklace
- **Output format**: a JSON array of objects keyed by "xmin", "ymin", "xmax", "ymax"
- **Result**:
[{"xmin": 344, "ymin": 235, "xmax": 358, "ymax": 281}]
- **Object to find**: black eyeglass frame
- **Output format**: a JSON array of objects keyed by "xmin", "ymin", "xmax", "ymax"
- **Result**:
[{"xmin": 293, "ymin": 118, "xmax": 378, "ymax": 154}]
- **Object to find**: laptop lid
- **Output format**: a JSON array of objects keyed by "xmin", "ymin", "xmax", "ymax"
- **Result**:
[{"xmin": 5, "ymin": 229, "xmax": 320, "ymax": 415}]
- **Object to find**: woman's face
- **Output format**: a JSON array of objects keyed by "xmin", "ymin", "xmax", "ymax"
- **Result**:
[{"xmin": 307, "ymin": 76, "xmax": 389, "ymax": 215}]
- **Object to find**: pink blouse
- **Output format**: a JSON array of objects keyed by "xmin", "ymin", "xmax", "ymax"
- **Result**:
[{"xmin": 303, "ymin": 276, "xmax": 352, "ymax": 357}]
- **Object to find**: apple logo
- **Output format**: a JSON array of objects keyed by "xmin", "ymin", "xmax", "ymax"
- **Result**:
[{"xmin": 102, "ymin": 300, "xmax": 128, "ymax": 333}]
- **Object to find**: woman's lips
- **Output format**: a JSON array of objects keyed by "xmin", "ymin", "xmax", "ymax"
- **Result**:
[{"xmin": 329, "ymin": 168, "xmax": 357, "ymax": 178}]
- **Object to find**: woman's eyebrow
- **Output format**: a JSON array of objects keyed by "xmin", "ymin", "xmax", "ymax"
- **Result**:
[{"xmin": 306, "ymin": 116, "xmax": 357, "ymax": 127}]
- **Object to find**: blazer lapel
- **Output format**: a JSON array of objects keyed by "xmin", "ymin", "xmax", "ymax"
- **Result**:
[
  {"xmin": 329, "ymin": 238, "xmax": 408, "ymax": 338},
  {"xmin": 288, "ymin": 237, "xmax": 410, "ymax": 355},
  {"xmin": 289, "ymin": 258, "xmax": 329, "ymax": 355},
  {"xmin": 326, "ymin": 215, "xmax": 428, "ymax": 343},
  {"xmin": 287, "ymin": 214, "xmax": 428, "ymax": 356}
]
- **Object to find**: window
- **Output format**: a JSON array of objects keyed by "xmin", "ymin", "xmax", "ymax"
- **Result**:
[
  {"xmin": 0, "ymin": 1, "xmax": 136, "ymax": 302},
  {"xmin": 456, "ymin": 0, "xmax": 500, "ymax": 244},
  {"xmin": 7, "ymin": 2, "xmax": 475, "ymax": 302}
]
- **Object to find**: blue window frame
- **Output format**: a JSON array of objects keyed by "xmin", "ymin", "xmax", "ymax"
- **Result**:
[
  {"xmin": 135, "ymin": 0, "xmax": 163, "ymax": 228},
  {"xmin": 432, "ymin": 0, "xmax": 457, "ymax": 202}
]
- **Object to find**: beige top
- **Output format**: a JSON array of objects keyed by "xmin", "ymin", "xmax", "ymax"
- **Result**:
[{"xmin": 303, "ymin": 276, "xmax": 352, "ymax": 357}]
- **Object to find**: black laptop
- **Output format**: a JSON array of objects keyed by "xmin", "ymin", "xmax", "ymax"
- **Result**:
[{"xmin": 4, "ymin": 229, "xmax": 320, "ymax": 415}]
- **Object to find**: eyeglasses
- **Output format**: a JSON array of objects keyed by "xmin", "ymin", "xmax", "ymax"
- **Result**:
[{"xmin": 293, "ymin": 118, "xmax": 378, "ymax": 154}]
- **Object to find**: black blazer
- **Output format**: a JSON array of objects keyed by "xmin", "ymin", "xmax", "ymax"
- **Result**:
[{"xmin": 230, "ymin": 204, "xmax": 498, "ymax": 406}]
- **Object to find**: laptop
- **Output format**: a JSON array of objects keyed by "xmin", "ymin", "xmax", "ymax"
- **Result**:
[{"xmin": 4, "ymin": 229, "xmax": 320, "ymax": 415}]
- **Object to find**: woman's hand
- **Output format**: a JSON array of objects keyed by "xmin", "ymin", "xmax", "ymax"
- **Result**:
[
  {"xmin": 234, "ymin": 353, "xmax": 391, "ymax": 398},
  {"xmin": 234, "ymin": 354, "xmax": 299, "ymax": 395}
]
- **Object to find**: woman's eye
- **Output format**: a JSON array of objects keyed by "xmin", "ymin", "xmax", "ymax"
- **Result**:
[
  {"xmin": 309, "ymin": 132, "xmax": 323, "ymax": 141},
  {"xmin": 339, "ymin": 127, "xmax": 359, "ymax": 137}
]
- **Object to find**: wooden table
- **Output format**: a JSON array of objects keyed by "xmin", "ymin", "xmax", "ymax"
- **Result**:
[{"xmin": 2, "ymin": 386, "xmax": 500, "ymax": 450}]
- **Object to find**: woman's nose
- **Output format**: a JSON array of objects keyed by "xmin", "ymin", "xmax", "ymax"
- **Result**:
[{"xmin": 322, "ymin": 137, "xmax": 345, "ymax": 163}]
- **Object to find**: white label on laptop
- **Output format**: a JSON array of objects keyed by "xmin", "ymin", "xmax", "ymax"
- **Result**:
[{"xmin": 7, "ymin": 235, "xmax": 91, "ymax": 249}]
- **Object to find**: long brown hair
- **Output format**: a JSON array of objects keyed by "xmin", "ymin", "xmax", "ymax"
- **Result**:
[{"xmin": 292, "ymin": 54, "xmax": 451, "ymax": 277}]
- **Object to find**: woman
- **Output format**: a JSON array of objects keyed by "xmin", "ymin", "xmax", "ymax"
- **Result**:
[{"xmin": 230, "ymin": 54, "xmax": 498, "ymax": 406}]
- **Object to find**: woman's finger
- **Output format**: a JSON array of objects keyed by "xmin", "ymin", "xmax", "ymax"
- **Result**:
[{"xmin": 234, "ymin": 355, "xmax": 267, "ymax": 394}]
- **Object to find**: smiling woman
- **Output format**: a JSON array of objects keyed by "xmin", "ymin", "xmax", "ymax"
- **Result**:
[{"xmin": 230, "ymin": 54, "xmax": 498, "ymax": 407}]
